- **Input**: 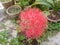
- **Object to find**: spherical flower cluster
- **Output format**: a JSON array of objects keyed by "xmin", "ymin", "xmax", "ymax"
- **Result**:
[{"xmin": 18, "ymin": 8, "xmax": 47, "ymax": 39}]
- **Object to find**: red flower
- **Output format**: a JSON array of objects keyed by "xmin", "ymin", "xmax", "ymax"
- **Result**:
[{"xmin": 18, "ymin": 8, "xmax": 47, "ymax": 39}]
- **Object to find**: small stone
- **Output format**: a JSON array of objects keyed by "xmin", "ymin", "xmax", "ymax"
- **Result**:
[
  {"xmin": 11, "ymin": 30, "xmax": 17, "ymax": 37},
  {"xmin": 0, "ymin": 44, "xmax": 2, "ymax": 45},
  {"xmin": 4, "ymin": 20, "xmax": 16, "ymax": 30},
  {"xmin": 41, "ymin": 32, "xmax": 60, "ymax": 45}
]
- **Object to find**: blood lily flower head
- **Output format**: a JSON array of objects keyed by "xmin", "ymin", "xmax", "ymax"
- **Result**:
[{"xmin": 18, "ymin": 8, "xmax": 47, "ymax": 39}]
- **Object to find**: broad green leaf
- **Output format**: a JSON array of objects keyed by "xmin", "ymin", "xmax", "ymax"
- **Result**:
[{"xmin": 18, "ymin": 35, "xmax": 25, "ymax": 41}]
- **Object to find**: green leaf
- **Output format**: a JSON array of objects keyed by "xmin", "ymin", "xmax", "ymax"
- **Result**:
[
  {"xmin": 16, "ymin": 0, "xmax": 30, "ymax": 7},
  {"xmin": 10, "ymin": 38, "xmax": 20, "ymax": 45},
  {"xmin": 32, "ymin": 1, "xmax": 52, "ymax": 7},
  {"xmin": 0, "ymin": 30, "xmax": 9, "ymax": 38},
  {"xmin": 35, "ymin": 0, "xmax": 60, "ymax": 13},
  {"xmin": 18, "ymin": 35, "xmax": 25, "ymax": 41}
]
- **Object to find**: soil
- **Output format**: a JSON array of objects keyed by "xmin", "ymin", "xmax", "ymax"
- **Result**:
[
  {"xmin": 57, "ymin": 10, "xmax": 60, "ymax": 15},
  {"xmin": 47, "ymin": 11, "xmax": 60, "ymax": 22},
  {"xmin": 48, "ymin": 14, "xmax": 60, "ymax": 20}
]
